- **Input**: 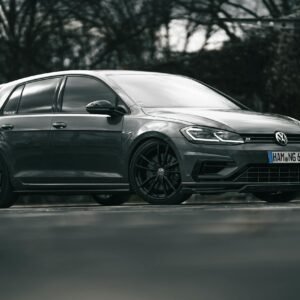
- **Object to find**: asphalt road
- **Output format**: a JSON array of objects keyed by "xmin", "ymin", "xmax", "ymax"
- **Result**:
[{"xmin": 2, "ymin": 199, "xmax": 300, "ymax": 300}]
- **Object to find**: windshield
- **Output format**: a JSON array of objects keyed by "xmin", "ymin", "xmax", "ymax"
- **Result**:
[{"xmin": 109, "ymin": 74, "xmax": 241, "ymax": 109}]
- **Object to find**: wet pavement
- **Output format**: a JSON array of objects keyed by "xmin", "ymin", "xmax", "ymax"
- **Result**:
[{"xmin": 1, "ymin": 199, "xmax": 300, "ymax": 300}]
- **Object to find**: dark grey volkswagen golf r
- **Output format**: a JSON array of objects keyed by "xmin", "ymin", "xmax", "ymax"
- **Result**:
[{"xmin": 0, "ymin": 70, "xmax": 300, "ymax": 207}]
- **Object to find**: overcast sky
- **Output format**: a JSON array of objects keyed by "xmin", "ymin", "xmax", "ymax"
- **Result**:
[{"xmin": 169, "ymin": 20, "xmax": 229, "ymax": 52}]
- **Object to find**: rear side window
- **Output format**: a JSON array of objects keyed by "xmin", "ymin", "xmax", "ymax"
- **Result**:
[
  {"xmin": 3, "ymin": 85, "xmax": 24, "ymax": 115},
  {"xmin": 18, "ymin": 78, "xmax": 61, "ymax": 114},
  {"xmin": 62, "ymin": 76, "xmax": 117, "ymax": 113}
]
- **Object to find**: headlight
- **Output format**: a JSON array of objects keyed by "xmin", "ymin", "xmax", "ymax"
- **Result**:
[{"xmin": 181, "ymin": 126, "xmax": 244, "ymax": 144}]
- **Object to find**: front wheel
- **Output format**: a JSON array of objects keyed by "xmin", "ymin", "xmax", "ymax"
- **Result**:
[
  {"xmin": 129, "ymin": 139, "xmax": 189, "ymax": 205},
  {"xmin": 253, "ymin": 191, "xmax": 298, "ymax": 203}
]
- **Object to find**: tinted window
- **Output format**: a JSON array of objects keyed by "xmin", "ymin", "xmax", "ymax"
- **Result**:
[
  {"xmin": 62, "ymin": 76, "xmax": 117, "ymax": 113},
  {"xmin": 3, "ymin": 85, "xmax": 24, "ymax": 115},
  {"xmin": 19, "ymin": 78, "xmax": 60, "ymax": 114},
  {"xmin": 110, "ymin": 74, "xmax": 241, "ymax": 109}
]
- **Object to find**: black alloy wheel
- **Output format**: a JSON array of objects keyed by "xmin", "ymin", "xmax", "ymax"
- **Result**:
[{"xmin": 130, "ymin": 139, "xmax": 190, "ymax": 204}]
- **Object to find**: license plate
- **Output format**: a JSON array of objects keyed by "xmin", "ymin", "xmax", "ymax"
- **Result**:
[{"xmin": 268, "ymin": 151, "xmax": 300, "ymax": 163}]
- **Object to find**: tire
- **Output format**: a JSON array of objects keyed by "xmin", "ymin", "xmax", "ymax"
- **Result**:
[
  {"xmin": 0, "ymin": 158, "xmax": 18, "ymax": 208},
  {"xmin": 129, "ymin": 139, "xmax": 189, "ymax": 205},
  {"xmin": 253, "ymin": 191, "xmax": 297, "ymax": 203},
  {"xmin": 93, "ymin": 194, "xmax": 130, "ymax": 206}
]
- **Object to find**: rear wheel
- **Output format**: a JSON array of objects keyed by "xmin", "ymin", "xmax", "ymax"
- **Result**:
[
  {"xmin": 93, "ymin": 194, "xmax": 130, "ymax": 206},
  {"xmin": 129, "ymin": 139, "xmax": 190, "ymax": 205},
  {"xmin": 253, "ymin": 191, "xmax": 297, "ymax": 203},
  {"xmin": 0, "ymin": 158, "xmax": 18, "ymax": 208}
]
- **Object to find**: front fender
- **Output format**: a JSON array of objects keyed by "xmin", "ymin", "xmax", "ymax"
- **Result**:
[{"xmin": 122, "ymin": 117, "xmax": 185, "ymax": 179}]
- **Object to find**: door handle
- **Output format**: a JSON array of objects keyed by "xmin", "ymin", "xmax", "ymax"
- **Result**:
[
  {"xmin": 52, "ymin": 122, "xmax": 67, "ymax": 129},
  {"xmin": 1, "ymin": 124, "xmax": 14, "ymax": 130}
]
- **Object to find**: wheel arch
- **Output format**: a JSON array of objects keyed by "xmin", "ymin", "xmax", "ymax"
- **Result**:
[
  {"xmin": 127, "ymin": 131, "xmax": 189, "ymax": 204},
  {"xmin": 127, "ymin": 131, "xmax": 182, "ymax": 174}
]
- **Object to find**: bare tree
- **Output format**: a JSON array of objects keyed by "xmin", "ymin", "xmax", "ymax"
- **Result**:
[
  {"xmin": 60, "ymin": 0, "xmax": 177, "ymax": 69},
  {"xmin": 0, "ymin": 0, "xmax": 77, "ymax": 81}
]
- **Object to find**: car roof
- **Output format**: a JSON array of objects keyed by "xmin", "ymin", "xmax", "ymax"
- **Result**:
[{"xmin": 2, "ymin": 70, "xmax": 172, "ymax": 88}]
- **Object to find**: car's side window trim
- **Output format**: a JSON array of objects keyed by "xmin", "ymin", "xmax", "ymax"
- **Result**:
[
  {"xmin": 58, "ymin": 74, "xmax": 130, "ymax": 114},
  {"xmin": 15, "ymin": 84, "xmax": 25, "ymax": 114},
  {"xmin": 53, "ymin": 76, "xmax": 66, "ymax": 113},
  {"xmin": 57, "ymin": 76, "xmax": 67, "ymax": 113}
]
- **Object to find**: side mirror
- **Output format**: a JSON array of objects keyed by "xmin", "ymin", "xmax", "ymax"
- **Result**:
[{"xmin": 86, "ymin": 100, "xmax": 126, "ymax": 116}]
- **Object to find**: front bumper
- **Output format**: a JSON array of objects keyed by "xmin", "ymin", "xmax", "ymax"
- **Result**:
[{"xmin": 172, "ymin": 137, "xmax": 300, "ymax": 194}]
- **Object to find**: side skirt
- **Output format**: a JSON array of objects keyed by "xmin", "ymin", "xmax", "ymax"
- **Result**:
[{"xmin": 14, "ymin": 183, "xmax": 130, "ymax": 194}]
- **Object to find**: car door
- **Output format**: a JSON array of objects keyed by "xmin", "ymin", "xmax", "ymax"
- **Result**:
[
  {"xmin": 0, "ymin": 77, "xmax": 62, "ymax": 186},
  {"xmin": 49, "ymin": 75, "xmax": 125, "ymax": 185}
]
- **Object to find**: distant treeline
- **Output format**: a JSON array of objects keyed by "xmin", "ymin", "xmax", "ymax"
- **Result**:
[{"xmin": 0, "ymin": 0, "xmax": 299, "ymax": 117}]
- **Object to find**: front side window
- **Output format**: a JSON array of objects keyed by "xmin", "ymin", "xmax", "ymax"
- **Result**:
[
  {"xmin": 3, "ymin": 85, "xmax": 24, "ymax": 115},
  {"xmin": 62, "ymin": 76, "xmax": 117, "ymax": 114},
  {"xmin": 18, "ymin": 78, "xmax": 61, "ymax": 114}
]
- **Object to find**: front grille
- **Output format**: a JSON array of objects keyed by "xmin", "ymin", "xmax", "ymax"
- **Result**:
[
  {"xmin": 235, "ymin": 164, "xmax": 300, "ymax": 183},
  {"xmin": 242, "ymin": 134, "xmax": 300, "ymax": 143}
]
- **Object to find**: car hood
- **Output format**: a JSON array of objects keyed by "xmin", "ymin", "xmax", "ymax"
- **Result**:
[{"xmin": 143, "ymin": 108, "xmax": 300, "ymax": 134}]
